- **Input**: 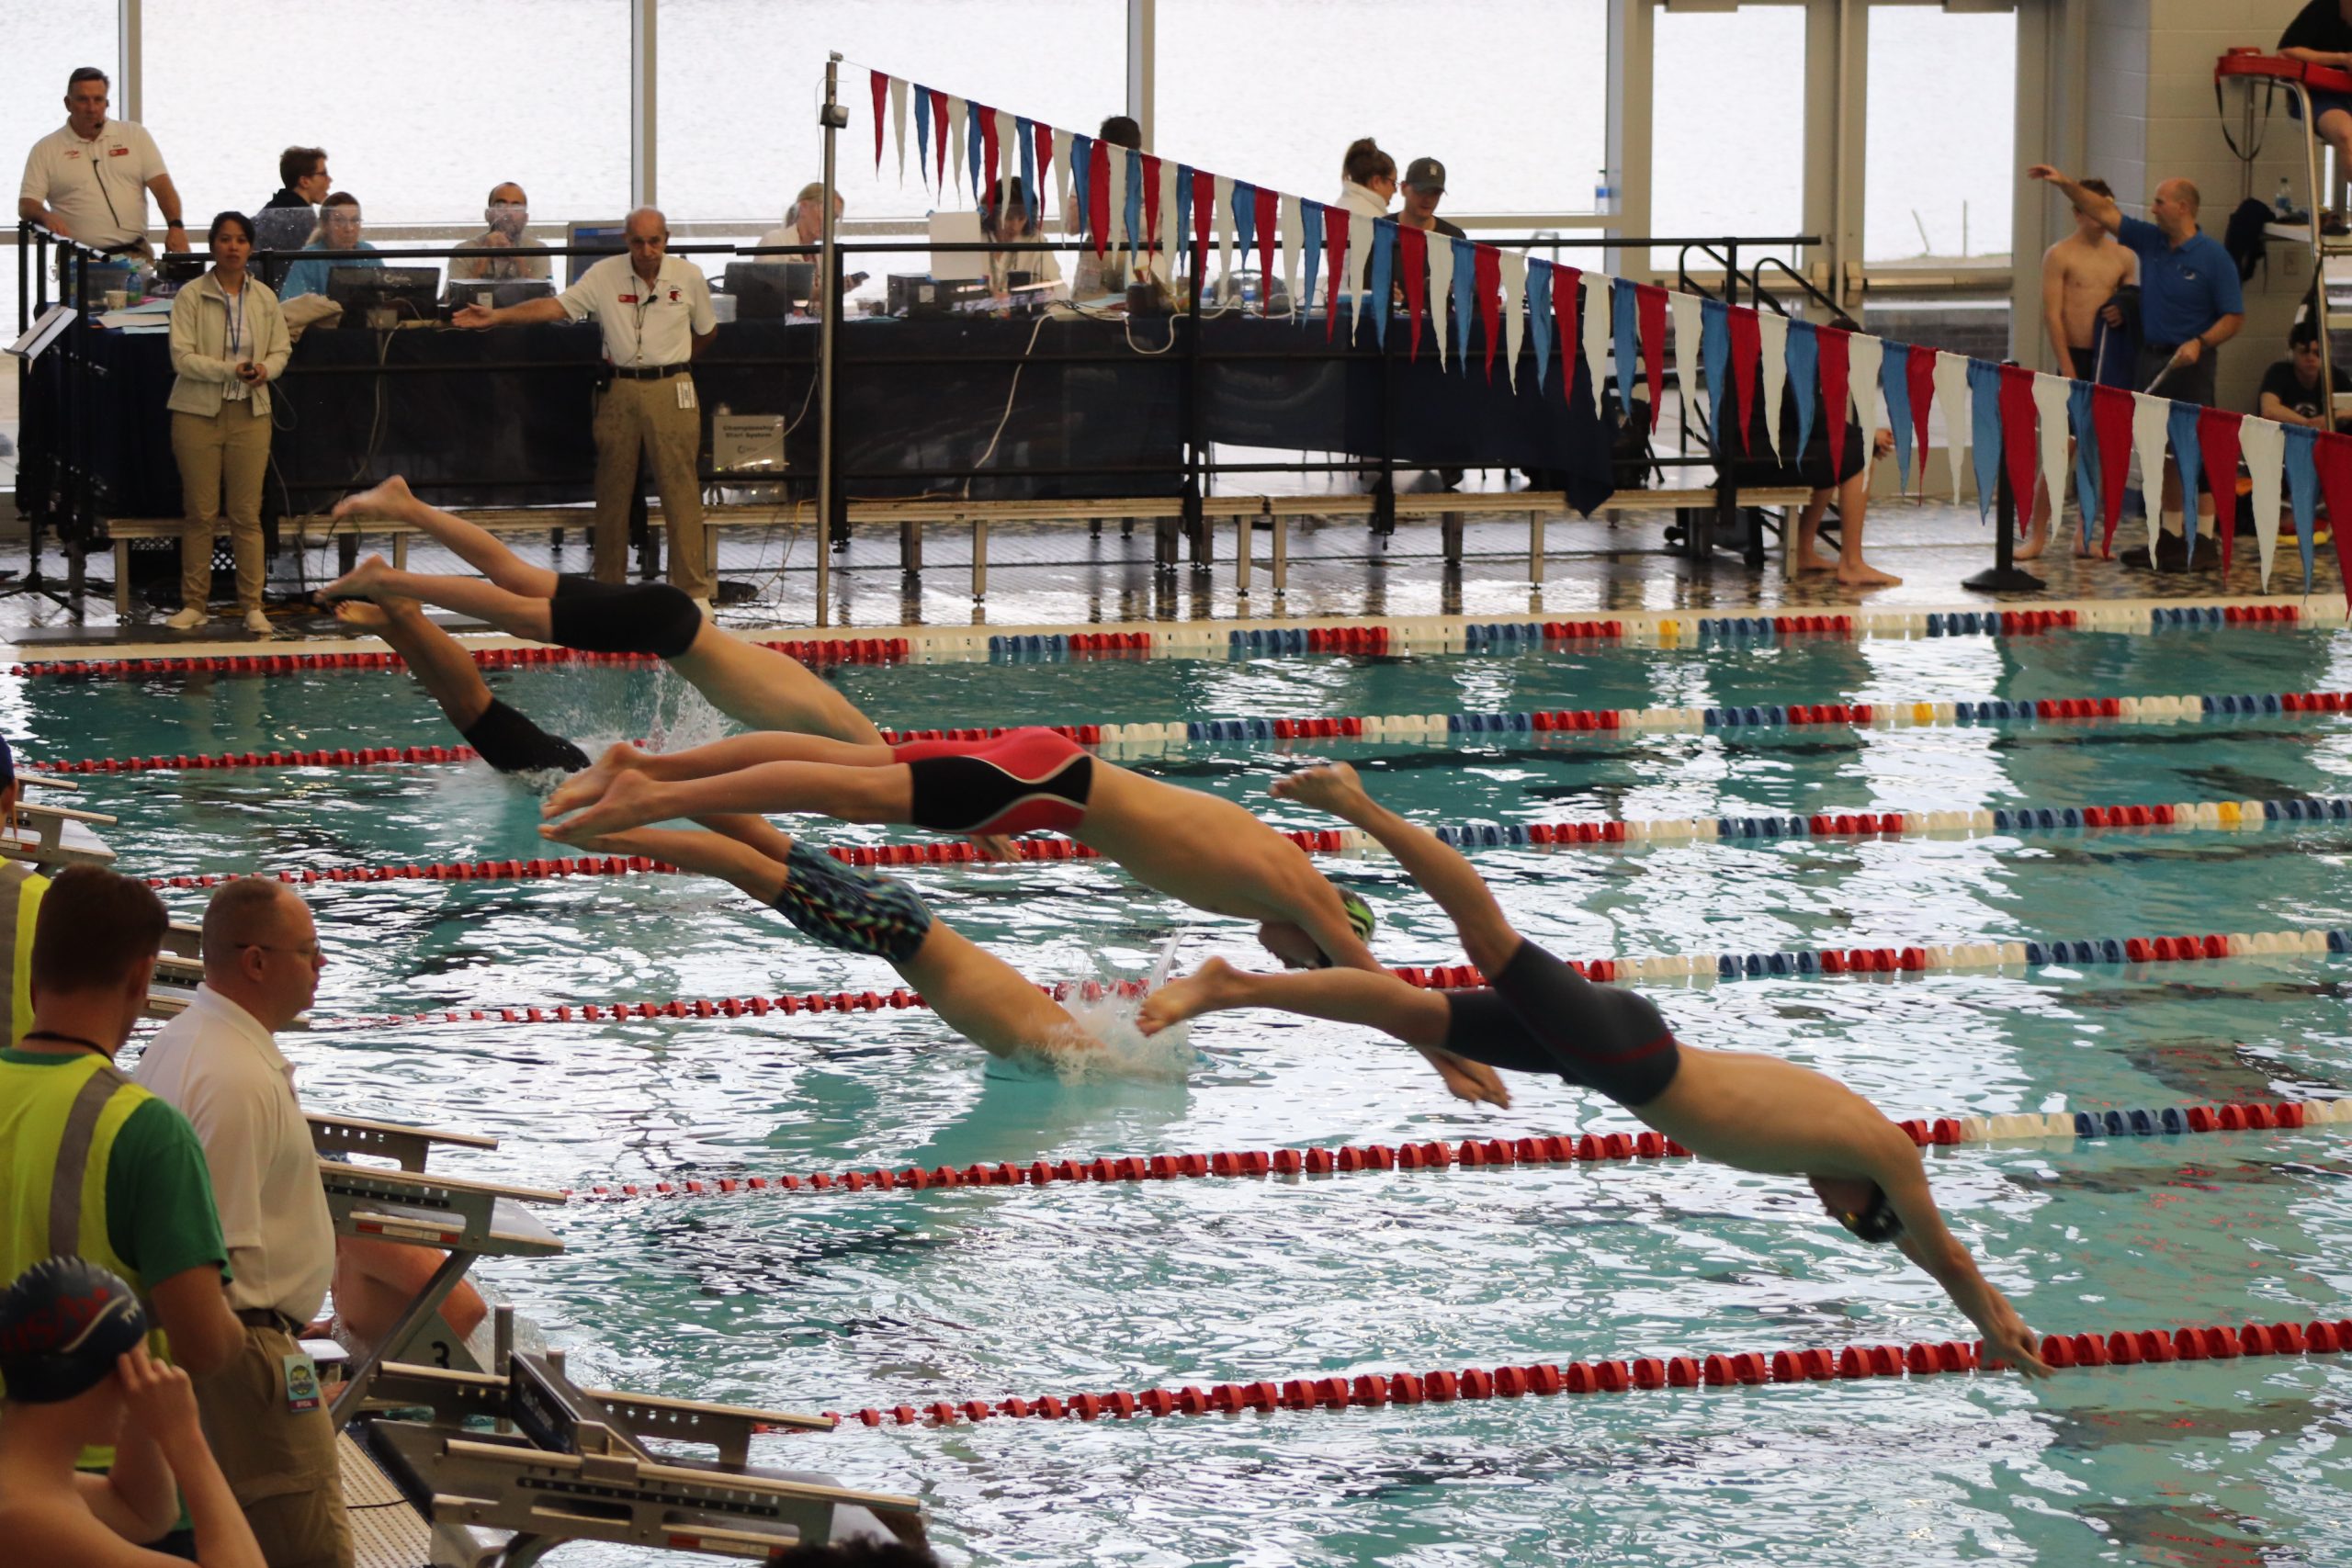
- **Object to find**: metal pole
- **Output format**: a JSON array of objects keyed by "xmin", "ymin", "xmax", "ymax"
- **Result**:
[
  {"xmin": 815, "ymin": 52, "xmax": 847, "ymax": 625},
  {"xmin": 118, "ymin": 0, "xmax": 142, "ymax": 125},
  {"xmin": 630, "ymin": 0, "xmax": 657, "ymax": 209}
]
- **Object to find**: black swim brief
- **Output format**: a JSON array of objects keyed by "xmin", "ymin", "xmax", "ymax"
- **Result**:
[
  {"xmin": 1438, "ymin": 941, "xmax": 1680, "ymax": 1107},
  {"xmin": 460, "ymin": 698, "xmax": 592, "ymax": 775},
  {"xmin": 546, "ymin": 575, "xmax": 704, "ymax": 660}
]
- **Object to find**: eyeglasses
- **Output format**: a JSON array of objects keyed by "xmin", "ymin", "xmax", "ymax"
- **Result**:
[{"xmin": 243, "ymin": 942, "xmax": 325, "ymax": 962}]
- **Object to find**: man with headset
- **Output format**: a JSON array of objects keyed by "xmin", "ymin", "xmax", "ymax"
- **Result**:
[{"xmin": 17, "ymin": 67, "xmax": 187, "ymax": 264}]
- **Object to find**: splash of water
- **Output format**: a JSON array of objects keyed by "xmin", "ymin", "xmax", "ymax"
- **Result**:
[{"xmin": 988, "ymin": 934, "xmax": 1199, "ymax": 1085}]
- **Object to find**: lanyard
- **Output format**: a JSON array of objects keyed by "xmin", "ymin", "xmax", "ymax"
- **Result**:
[
  {"xmin": 221, "ymin": 277, "xmax": 245, "ymax": 359},
  {"xmin": 628, "ymin": 265, "xmax": 662, "ymax": 362}
]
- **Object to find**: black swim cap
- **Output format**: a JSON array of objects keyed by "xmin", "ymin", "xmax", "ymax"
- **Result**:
[
  {"xmin": 1836, "ymin": 1186, "xmax": 1905, "ymax": 1246},
  {"xmin": 0, "ymin": 1256, "xmax": 147, "ymax": 1404}
]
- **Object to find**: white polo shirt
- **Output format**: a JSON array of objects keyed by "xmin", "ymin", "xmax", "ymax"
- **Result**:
[
  {"xmin": 134, "ymin": 984, "xmax": 335, "ymax": 1324},
  {"xmin": 559, "ymin": 252, "xmax": 718, "ymax": 368},
  {"xmin": 18, "ymin": 118, "xmax": 168, "ymax": 251}
]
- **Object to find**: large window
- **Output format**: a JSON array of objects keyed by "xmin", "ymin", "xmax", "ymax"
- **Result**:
[
  {"xmin": 658, "ymin": 0, "xmax": 1123, "ymax": 226},
  {"xmin": 143, "ymin": 0, "xmax": 630, "ymax": 227},
  {"xmin": 1651, "ymin": 3, "xmax": 1806, "ymax": 270},
  {"xmin": 1863, "ymin": 4, "xmax": 2015, "ymax": 265},
  {"xmin": 1156, "ymin": 0, "xmax": 1607, "ymax": 221},
  {"xmin": 4, "ymin": 2, "xmax": 116, "ymax": 329}
]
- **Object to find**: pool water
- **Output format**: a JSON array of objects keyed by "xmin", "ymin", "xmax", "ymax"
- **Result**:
[{"xmin": 27, "ymin": 623, "xmax": 2352, "ymax": 1566}]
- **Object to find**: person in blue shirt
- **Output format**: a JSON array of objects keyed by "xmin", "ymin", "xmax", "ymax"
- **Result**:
[
  {"xmin": 277, "ymin": 192, "xmax": 377, "ymax": 300},
  {"xmin": 2028, "ymin": 164, "xmax": 2245, "ymax": 567}
]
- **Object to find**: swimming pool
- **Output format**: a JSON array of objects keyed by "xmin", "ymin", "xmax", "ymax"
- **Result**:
[{"xmin": 27, "ymin": 618, "xmax": 2352, "ymax": 1565}]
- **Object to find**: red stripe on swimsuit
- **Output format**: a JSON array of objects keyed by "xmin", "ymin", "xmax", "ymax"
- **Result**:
[{"xmin": 895, "ymin": 727, "xmax": 1093, "ymax": 836}]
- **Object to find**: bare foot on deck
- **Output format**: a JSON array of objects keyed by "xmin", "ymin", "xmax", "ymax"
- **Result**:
[
  {"xmin": 1836, "ymin": 561, "xmax": 1903, "ymax": 587},
  {"xmin": 1137, "ymin": 957, "xmax": 1241, "ymax": 1036},
  {"xmin": 2013, "ymin": 527, "xmax": 2050, "ymax": 562},
  {"xmin": 334, "ymin": 475, "xmax": 421, "ymax": 524},
  {"xmin": 540, "ymin": 767, "xmax": 668, "ymax": 843},
  {"xmin": 1415, "ymin": 1045, "xmax": 1512, "ymax": 1109},
  {"xmin": 1795, "ymin": 551, "xmax": 1839, "ymax": 574},
  {"xmin": 541, "ymin": 740, "xmax": 654, "ymax": 819},
  {"xmin": 321, "ymin": 553, "xmax": 395, "ymax": 604}
]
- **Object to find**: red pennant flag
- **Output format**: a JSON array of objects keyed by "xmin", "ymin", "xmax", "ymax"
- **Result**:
[
  {"xmin": 1819, "ymin": 325, "xmax": 1852, "ymax": 472},
  {"xmin": 1037, "ymin": 125, "xmax": 1054, "ymax": 210},
  {"xmin": 1905, "ymin": 347, "xmax": 1936, "ymax": 491},
  {"xmin": 1253, "ymin": 186, "xmax": 1279, "ymax": 313},
  {"xmin": 1088, "ymin": 141, "xmax": 1112, "ymax": 258},
  {"xmin": 1475, "ymin": 244, "xmax": 1502, "ymax": 382},
  {"xmin": 978, "ymin": 106, "xmax": 1000, "ymax": 199},
  {"xmin": 2197, "ymin": 407, "xmax": 2245, "ymax": 578},
  {"xmin": 1554, "ymin": 265, "xmax": 1582, "ymax": 407},
  {"xmin": 1397, "ymin": 225, "xmax": 1428, "ymax": 361},
  {"xmin": 871, "ymin": 72, "xmax": 888, "ymax": 172},
  {"xmin": 1140, "ymin": 153, "xmax": 1161, "ymax": 248},
  {"xmin": 1727, "ymin": 307, "xmax": 1762, "ymax": 453},
  {"xmin": 1322, "ymin": 208, "xmax": 1349, "ymax": 341},
  {"xmin": 2317, "ymin": 432, "xmax": 2352, "ymax": 605},
  {"xmin": 1634, "ymin": 283, "xmax": 1668, "ymax": 428},
  {"xmin": 2091, "ymin": 383, "xmax": 2134, "ymax": 557},
  {"xmin": 1192, "ymin": 167, "xmax": 1216, "ymax": 276},
  {"xmin": 929, "ymin": 89, "xmax": 948, "ymax": 191},
  {"xmin": 1996, "ymin": 365, "xmax": 2040, "ymax": 525}
]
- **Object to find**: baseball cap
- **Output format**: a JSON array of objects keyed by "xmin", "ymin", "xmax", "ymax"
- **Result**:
[
  {"xmin": 1403, "ymin": 157, "xmax": 1446, "ymax": 194},
  {"xmin": 0, "ymin": 1256, "xmax": 148, "ymax": 1404}
]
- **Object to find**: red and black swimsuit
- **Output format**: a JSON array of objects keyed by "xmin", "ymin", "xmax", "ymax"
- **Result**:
[{"xmin": 894, "ymin": 728, "xmax": 1093, "ymax": 836}]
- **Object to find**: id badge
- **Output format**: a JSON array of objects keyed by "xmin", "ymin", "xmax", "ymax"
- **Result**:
[
  {"xmin": 676, "ymin": 377, "xmax": 697, "ymax": 411},
  {"xmin": 282, "ymin": 1351, "xmax": 322, "ymax": 1414}
]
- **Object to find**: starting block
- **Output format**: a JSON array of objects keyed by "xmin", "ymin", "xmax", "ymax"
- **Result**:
[
  {"xmin": 357, "ymin": 1351, "xmax": 922, "ymax": 1565},
  {"xmin": 3, "ymin": 800, "xmax": 118, "ymax": 869}
]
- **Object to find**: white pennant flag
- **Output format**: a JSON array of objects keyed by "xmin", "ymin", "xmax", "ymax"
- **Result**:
[
  {"xmin": 1055, "ymin": 137, "xmax": 1076, "ymax": 231},
  {"xmin": 1846, "ymin": 333, "xmax": 1883, "ymax": 446},
  {"xmin": 2130, "ymin": 391, "xmax": 2173, "ymax": 556},
  {"xmin": 1279, "ymin": 195, "xmax": 1303, "ymax": 319},
  {"xmin": 2033, "ymin": 373, "xmax": 2072, "ymax": 522},
  {"xmin": 946, "ymin": 97, "xmax": 967, "ymax": 195},
  {"xmin": 1579, "ymin": 271, "xmax": 1611, "ymax": 418},
  {"xmin": 1756, "ymin": 311, "xmax": 1789, "ymax": 461},
  {"xmin": 1424, "ymin": 232, "xmax": 1453, "ymax": 369},
  {"xmin": 1155, "ymin": 158, "xmax": 1178, "ymax": 272},
  {"xmin": 2240, "ymin": 415, "xmax": 2286, "ymax": 590},
  {"xmin": 889, "ymin": 78, "xmax": 908, "ymax": 182},
  {"xmin": 1214, "ymin": 175, "xmax": 1236, "ymax": 300},
  {"xmin": 1498, "ymin": 251, "xmax": 1527, "ymax": 393},
  {"xmin": 1672, "ymin": 292, "xmax": 1703, "ymax": 434},
  {"xmin": 1934, "ymin": 351, "xmax": 1973, "ymax": 504},
  {"xmin": 1105, "ymin": 139, "xmax": 1129, "ymax": 255}
]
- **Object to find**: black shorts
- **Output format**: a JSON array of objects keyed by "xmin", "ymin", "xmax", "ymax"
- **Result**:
[
  {"xmin": 460, "ymin": 698, "xmax": 591, "ymax": 775},
  {"xmin": 545, "ymin": 575, "xmax": 704, "ymax": 660},
  {"xmin": 1439, "ymin": 941, "xmax": 1680, "ymax": 1107}
]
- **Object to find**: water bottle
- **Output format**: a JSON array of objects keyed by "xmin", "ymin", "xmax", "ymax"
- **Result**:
[
  {"xmin": 2278, "ymin": 177, "xmax": 2297, "ymax": 220},
  {"xmin": 1593, "ymin": 168, "xmax": 1615, "ymax": 215}
]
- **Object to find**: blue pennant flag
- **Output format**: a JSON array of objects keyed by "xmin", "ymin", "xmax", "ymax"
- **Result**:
[
  {"xmin": 1612, "ymin": 277, "xmax": 1641, "ymax": 415},
  {"xmin": 967, "ymin": 108, "xmax": 984, "ymax": 202},
  {"xmin": 1700, "ymin": 298, "xmax": 1731, "ymax": 447},
  {"xmin": 1880, "ymin": 342, "xmax": 1913, "ymax": 484},
  {"xmin": 1967, "ymin": 359, "xmax": 2003, "ymax": 519},
  {"xmin": 1366, "ymin": 220, "xmax": 1396, "ymax": 347},
  {"xmin": 913, "ymin": 89, "xmax": 932, "ymax": 188},
  {"xmin": 2067, "ymin": 379, "xmax": 2100, "ymax": 549},
  {"xmin": 1299, "ymin": 202, "xmax": 1323, "ymax": 325},
  {"xmin": 1123, "ymin": 149, "xmax": 1143, "ymax": 253},
  {"xmin": 1452, "ymin": 237, "xmax": 1477, "ymax": 370},
  {"xmin": 1231, "ymin": 179, "xmax": 1256, "ymax": 285},
  {"xmin": 1785, "ymin": 320, "xmax": 1819, "ymax": 458},
  {"xmin": 1069, "ymin": 133, "xmax": 1092, "ymax": 237},
  {"xmin": 2284, "ymin": 423, "xmax": 2320, "ymax": 592},
  {"xmin": 2166, "ymin": 400, "xmax": 2204, "ymax": 565},
  {"xmin": 1016, "ymin": 119, "xmax": 1036, "ymax": 220},
  {"xmin": 1526, "ymin": 260, "xmax": 1555, "ymax": 393},
  {"xmin": 1174, "ymin": 164, "xmax": 1192, "ymax": 268}
]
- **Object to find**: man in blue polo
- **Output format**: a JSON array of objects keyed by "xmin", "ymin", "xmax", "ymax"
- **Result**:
[{"xmin": 2028, "ymin": 164, "xmax": 2245, "ymax": 566}]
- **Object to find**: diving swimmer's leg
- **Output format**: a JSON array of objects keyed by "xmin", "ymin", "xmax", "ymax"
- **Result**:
[
  {"xmin": 321, "ymin": 555, "xmax": 557, "ymax": 642},
  {"xmin": 1140, "ymin": 957, "xmax": 1452, "ymax": 1044},
  {"xmin": 334, "ymin": 476, "xmax": 560, "ymax": 598}
]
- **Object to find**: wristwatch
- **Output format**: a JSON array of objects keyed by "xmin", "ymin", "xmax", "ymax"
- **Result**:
[{"xmin": 164, "ymin": 218, "xmax": 185, "ymax": 230}]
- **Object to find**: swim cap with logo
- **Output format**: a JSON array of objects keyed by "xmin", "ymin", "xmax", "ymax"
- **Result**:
[{"xmin": 0, "ymin": 1256, "xmax": 148, "ymax": 1404}]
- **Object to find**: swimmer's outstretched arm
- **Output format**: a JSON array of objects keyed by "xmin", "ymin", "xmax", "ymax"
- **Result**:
[{"xmin": 1867, "ymin": 1141, "xmax": 2052, "ymax": 1375}]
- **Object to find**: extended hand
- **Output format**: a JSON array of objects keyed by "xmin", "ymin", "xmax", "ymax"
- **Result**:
[
  {"xmin": 452, "ymin": 303, "xmax": 495, "ymax": 329},
  {"xmin": 2174, "ymin": 337, "xmax": 2203, "ymax": 367},
  {"xmin": 1270, "ymin": 761, "xmax": 1371, "ymax": 819},
  {"xmin": 2024, "ymin": 164, "xmax": 2064, "ymax": 185},
  {"xmin": 1974, "ymin": 1292, "xmax": 2053, "ymax": 1379}
]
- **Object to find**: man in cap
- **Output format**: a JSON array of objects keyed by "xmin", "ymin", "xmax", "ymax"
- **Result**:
[
  {"xmin": 1397, "ymin": 157, "xmax": 1464, "ymax": 241},
  {"xmin": 0, "ymin": 1256, "xmax": 266, "ymax": 1566}
]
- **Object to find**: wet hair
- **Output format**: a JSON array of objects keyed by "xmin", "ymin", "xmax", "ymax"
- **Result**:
[
  {"xmin": 66, "ymin": 67, "xmax": 108, "ymax": 95},
  {"xmin": 279, "ymin": 145, "xmax": 328, "ymax": 189},
  {"xmin": 1342, "ymin": 138, "xmax": 1395, "ymax": 186},
  {"xmin": 1097, "ymin": 115, "xmax": 1142, "ymax": 151},
  {"xmin": 29, "ymin": 866, "xmax": 166, "ymax": 995},
  {"xmin": 207, "ymin": 210, "xmax": 254, "ymax": 247}
]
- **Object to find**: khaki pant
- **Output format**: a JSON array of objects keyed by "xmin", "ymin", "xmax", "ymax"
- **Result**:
[
  {"xmin": 196, "ymin": 1323, "xmax": 353, "ymax": 1568},
  {"xmin": 172, "ymin": 406, "xmax": 272, "ymax": 613},
  {"xmin": 592, "ymin": 374, "xmax": 711, "ymax": 600}
]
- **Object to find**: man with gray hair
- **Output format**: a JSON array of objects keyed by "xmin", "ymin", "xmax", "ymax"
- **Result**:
[{"xmin": 452, "ymin": 207, "xmax": 719, "ymax": 604}]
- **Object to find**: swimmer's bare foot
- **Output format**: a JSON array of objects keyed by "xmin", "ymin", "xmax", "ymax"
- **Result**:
[
  {"xmin": 1415, "ymin": 1045, "xmax": 1511, "ymax": 1109},
  {"xmin": 1795, "ymin": 550, "xmax": 1838, "ymax": 574},
  {"xmin": 2014, "ymin": 526, "xmax": 2050, "ymax": 562},
  {"xmin": 542, "ymin": 740, "xmax": 653, "ymax": 818},
  {"xmin": 1137, "ymin": 956, "xmax": 1241, "ymax": 1036},
  {"xmin": 329, "ymin": 598, "xmax": 390, "ymax": 631},
  {"xmin": 320, "ymin": 553, "xmax": 394, "ymax": 604},
  {"xmin": 540, "ymin": 768, "xmax": 671, "ymax": 842},
  {"xmin": 1836, "ymin": 561, "xmax": 1903, "ymax": 587},
  {"xmin": 334, "ymin": 475, "xmax": 421, "ymax": 524}
]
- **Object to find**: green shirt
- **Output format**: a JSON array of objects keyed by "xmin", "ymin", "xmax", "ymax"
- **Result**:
[{"xmin": 0, "ymin": 1047, "xmax": 231, "ymax": 1289}]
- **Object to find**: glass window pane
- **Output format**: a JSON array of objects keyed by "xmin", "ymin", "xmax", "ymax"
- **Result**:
[
  {"xmin": 1651, "ymin": 5, "xmax": 1805, "ymax": 271},
  {"xmin": 1864, "ymin": 5, "xmax": 2015, "ymax": 265},
  {"xmin": 143, "ymin": 0, "xmax": 630, "ymax": 228},
  {"xmin": 658, "ymin": 1, "xmax": 1125, "ymax": 227},
  {"xmin": 1156, "ymin": 0, "xmax": 1607, "ymax": 223}
]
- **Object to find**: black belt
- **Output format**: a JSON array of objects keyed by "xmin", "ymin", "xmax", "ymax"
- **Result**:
[
  {"xmin": 610, "ymin": 363, "xmax": 689, "ymax": 380},
  {"xmin": 235, "ymin": 1306, "xmax": 302, "ymax": 1334}
]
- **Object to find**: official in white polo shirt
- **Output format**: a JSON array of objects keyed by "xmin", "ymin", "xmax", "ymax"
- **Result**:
[
  {"xmin": 453, "ymin": 205, "xmax": 718, "ymax": 605},
  {"xmin": 16, "ymin": 66, "xmax": 187, "ymax": 261},
  {"xmin": 135, "ymin": 877, "xmax": 351, "ymax": 1568}
]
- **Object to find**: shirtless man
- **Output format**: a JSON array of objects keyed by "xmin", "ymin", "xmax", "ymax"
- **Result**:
[
  {"xmin": 319, "ymin": 477, "xmax": 882, "ymax": 746},
  {"xmin": 1137, "ymin": 763, "xmax": 2051, "ymax": 1374},
  {"xmin": 2023, "ymin": 175, "xmax": 2135, "ymax": 560},
  {"xmin": 537, "ymin": 728, "xmax": 1509, "ymax": 1105}
]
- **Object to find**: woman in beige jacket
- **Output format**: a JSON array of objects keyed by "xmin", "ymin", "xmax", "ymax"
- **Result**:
[{"xmin": 166, "ymin": 211, "xmax": 290, "ymax": 633}]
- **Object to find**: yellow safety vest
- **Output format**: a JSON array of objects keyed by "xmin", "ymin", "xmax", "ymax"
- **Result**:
[
  {"xmin": 0, "ymin": 861, "xmax": 49, "ymax": 1045},
  {"xmin": 0, "ymin": 1050, "xmax": 159, "ymax": 1465}
]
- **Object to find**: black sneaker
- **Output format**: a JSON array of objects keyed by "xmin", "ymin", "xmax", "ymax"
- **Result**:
[{"xmin": 2116, "ymin": 535, "xmax": 2189, "ymax": 570}]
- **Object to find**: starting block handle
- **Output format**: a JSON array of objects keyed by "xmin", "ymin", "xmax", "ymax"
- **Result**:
[
  {"xmin": 582, "ymin": 1386, "xmax": 835, "ymax": 1465},
  {"xmin": 307, "ymin": 1111, "xmax": 500, "ymax": 1171}
]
